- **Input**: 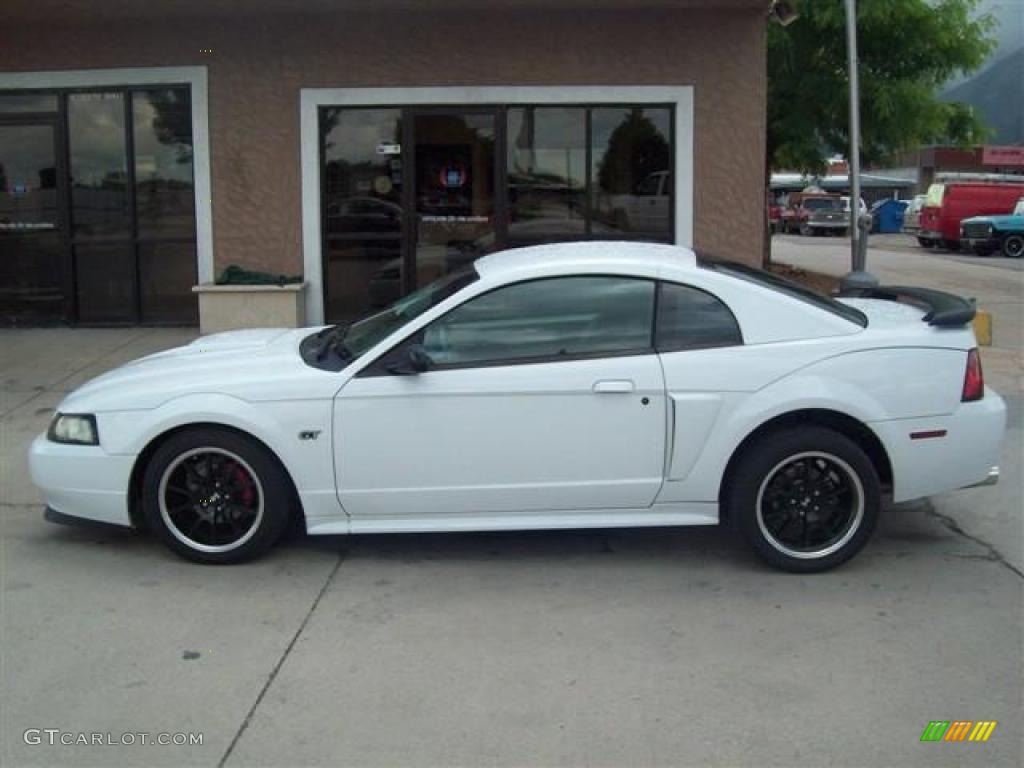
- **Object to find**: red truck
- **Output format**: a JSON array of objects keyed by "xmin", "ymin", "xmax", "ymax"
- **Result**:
[{"xmin": 918, "ymin": 180, "xmax": 1024, "ymax": 250}]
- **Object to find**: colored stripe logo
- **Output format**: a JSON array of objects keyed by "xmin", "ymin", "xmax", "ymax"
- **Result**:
[{"xmin": 921, "ymin": 721, "xmax": 997, "ymax": 743}]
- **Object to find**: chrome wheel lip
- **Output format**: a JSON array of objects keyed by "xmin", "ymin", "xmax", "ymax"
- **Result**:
[
  {"xmin": 158, "ymin": 446, "xmax": 264, "ymax": 554},
  {"xmin": 755, "ymin": 451, "xmax": 864, "ymax": 560}
]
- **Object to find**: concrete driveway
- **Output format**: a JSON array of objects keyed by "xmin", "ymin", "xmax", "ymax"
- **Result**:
[{"xmin": 2, "ymin": 251, "xmax": 1022, "ymax": 767}]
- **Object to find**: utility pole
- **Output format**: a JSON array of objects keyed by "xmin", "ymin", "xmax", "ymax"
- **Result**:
[{"xmin": 841, "ymin": 0, "xmax": 878, "ymax": 291}]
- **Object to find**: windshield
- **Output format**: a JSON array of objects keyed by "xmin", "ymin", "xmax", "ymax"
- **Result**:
[
  {"xmin": 339, "ymin": 266, "xmax": 479, "ymax": 358},
  {"xmin": 697, "ymin": 256, "xmax": 867, "ymax": 327},
  {"xmin": 803, "ymin": 198, "xmax": 838, "ymax": 210}
]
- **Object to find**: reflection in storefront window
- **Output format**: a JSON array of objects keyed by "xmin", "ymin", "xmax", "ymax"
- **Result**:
[
  {"xmin": 591, "ymin": 107, "xmax": 672, "ymax": 238},
  {"xmin": 133, "ymin": 88, "xmax": 195, "ymax": 239},
  {"xmin": 321, "ymin": 108, "xmax": 405, "ymax": 323},
  {"xmin": 69, "ymin": 92, "xmax": 130, "ymax": 239},
  {"xmin": 507, "ymin": 107, "xmax": 586, "ymax": 238}
]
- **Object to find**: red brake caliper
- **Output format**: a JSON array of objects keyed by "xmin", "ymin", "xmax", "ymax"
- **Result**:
[{"xmin": 233, "ymin": 464, "xmax": 256, "ymax": 506}]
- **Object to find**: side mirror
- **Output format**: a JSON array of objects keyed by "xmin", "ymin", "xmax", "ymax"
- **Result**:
[{"xmin": 386, "ymin": 344, "xmax": 433, "ymax": 375}]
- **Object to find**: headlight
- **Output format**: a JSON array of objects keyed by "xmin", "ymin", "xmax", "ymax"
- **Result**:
[{"xmin": 47, "ymin": 413, "xmax": 99, "ymax": 445}]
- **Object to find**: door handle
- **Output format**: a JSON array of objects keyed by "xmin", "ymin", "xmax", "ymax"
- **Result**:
[{"xmin": 593, "ymin": 379, "xmax": 635, "ymax": 394}]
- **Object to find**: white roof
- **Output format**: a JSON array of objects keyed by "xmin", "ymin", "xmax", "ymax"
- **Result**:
[{"xmin": 475, "ymin": 241, "xmax": 698, "ymax": 278}]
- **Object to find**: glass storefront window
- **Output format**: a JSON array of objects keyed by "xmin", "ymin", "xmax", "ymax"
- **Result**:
[
  {"xmin": 69, "ymin": 91, "xmax": 130, "ymax": 239},
  {"xmin": 133, "ymin": 88, "xmax": 195, "ymax": 239},
  {"xmin": 591, "ymin": 107, "xmax": 672, "ymax": 238},
  {"xmin": 320, "ymin": 102, "xmax": 675, "ymax": 324},
  {"xmin": 507, "ymin": 107, "xmax": 586, "ymax": 239},
  {"xmin": 321, "ymin": 108, "xmax": 405, "ymax": 324}
]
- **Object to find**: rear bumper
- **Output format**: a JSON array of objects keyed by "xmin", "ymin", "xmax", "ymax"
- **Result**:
[
  {"xmin": 963, "ymin": 466, "xmax": 999, "ymax": 489},
  {"xmin": 871, "ymin": 388, "xmax": 1007, "ymax": 503}
]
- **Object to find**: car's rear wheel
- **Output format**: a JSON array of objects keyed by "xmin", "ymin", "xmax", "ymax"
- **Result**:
[
  {"xmin": 142, "ymin": 428, "xmax": 291, "ymax": 563},
  {"xmin": 728, "ymin": 427, "xmax": 881, "ymax": 572},
  {"xmin": 917, "ymin": 236, "xmax": 934, "ymax": 248},
  {"xmin": 1003, "ymin": 234, "xmax": 1024, "ymax": 259}
]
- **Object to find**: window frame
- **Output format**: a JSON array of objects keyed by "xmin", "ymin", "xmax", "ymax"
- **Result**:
[
  {"xmin": 653, "ymin": 280, "xmax": 744, "ymax": 353},
  {"xmin": 359, "ymin": 273, "xmax": 660, "ymax": 376}
]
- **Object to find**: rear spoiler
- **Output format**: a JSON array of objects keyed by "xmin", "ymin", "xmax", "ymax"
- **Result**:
[{"xmin": 838, "ymin": 285, "xmax": 976, "ymax": 327}]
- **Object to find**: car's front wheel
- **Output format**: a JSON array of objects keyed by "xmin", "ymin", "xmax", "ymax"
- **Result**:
[
  {"xmin": 1002, "ymin": 233, "xmax": 1024, "ymax": 259},
  {"xmin": 728, "ymin": 427, "xmax": 881, "ymax": 572},
  {"xmin": 142, "ymin": 427, "xmax": 292, "ymax": 563}
]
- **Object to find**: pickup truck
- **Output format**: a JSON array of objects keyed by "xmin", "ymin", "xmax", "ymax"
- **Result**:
[{"xmin": 960, "ymin": 197, "xmax": 1024, "ymax": 258}]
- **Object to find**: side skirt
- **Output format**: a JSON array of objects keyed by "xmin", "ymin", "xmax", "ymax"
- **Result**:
[{"xmin": 305, "ymin": 502, "xmax": 719, "ymax": 536}]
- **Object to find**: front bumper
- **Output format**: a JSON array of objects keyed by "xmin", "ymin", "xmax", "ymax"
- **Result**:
[
  {"xmin": 962, "ymin": 236, "xmax": 1000, "ymax": 250},
  {"xmin": 29, "ymin": 434, "xmax": 134, "ymax": 527},
  {"xmin": 808, "ymin": 220, "xmax": 849, "ymax": 230}
]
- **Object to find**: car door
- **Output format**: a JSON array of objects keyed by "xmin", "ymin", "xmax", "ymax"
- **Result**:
[{"xmin": 334, "ymin": 275, "xmax": 667, "ymax": 520}]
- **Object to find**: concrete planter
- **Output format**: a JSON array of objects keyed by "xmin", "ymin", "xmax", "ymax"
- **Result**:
[{"xmin": 192, "ymin": 282, "xmax": 306, "ymax": 334}]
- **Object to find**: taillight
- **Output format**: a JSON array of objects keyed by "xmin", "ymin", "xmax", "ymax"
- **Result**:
[{"xmin": 962, "ymin": 348, "xmax": 984, "ymax": 402}]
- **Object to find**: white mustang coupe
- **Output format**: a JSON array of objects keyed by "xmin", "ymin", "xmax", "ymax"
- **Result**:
[{"xmin": 30, "ymin": 242, "xmax": 1005, "ymax": 571}]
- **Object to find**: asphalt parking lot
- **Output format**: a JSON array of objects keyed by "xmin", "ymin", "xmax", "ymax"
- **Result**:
[{"xmin": 1, "ymin": 242, "xmax": 1021, "ymax": 767}]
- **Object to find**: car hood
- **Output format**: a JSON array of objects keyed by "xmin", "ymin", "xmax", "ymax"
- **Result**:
[
  {"xmin": 961, "ymin": 214, "xmax": 1022, "ymax": 228},
  {"xmin": 60, "ymin": 327, "xmax": 343, "ymax": 412}
]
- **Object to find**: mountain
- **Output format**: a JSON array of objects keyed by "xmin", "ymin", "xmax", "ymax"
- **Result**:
[{"xmin": 942, "ymin": 46, "xmax": 1024, "ymax": 144}]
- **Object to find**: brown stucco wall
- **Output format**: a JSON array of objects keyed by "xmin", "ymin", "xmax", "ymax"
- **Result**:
[{"xmin": 0, "ymin": 8, "xmax": 766, "ymax": 274}]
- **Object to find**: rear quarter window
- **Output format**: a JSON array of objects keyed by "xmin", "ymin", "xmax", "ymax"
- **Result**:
[{"xmin": 656, "ymin": 282, "xmax": 743, "ymax": 351}]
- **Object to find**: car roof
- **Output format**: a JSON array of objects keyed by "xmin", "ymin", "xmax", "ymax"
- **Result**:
[{"xmin": 474, "ymin": 241, "xmax": 698, "ymax": 278}]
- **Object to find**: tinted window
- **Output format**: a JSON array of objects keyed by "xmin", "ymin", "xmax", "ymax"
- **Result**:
[
  {"xmin": 420, "ymin": 276, "xmax": 655, "ymax": 367},
  {"xmin": 656, "ymin": 282, "xmax": 742, "ymax": 351}
]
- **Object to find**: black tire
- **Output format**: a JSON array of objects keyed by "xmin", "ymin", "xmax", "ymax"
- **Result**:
[
  {"xmin": 972, "ymin": 245, "xmax": 994, "ymax": 257},
  {"xmin": 727, "ymin": 427, "xmax": 881, "ymax": 572},
  {"xmin": 799, "ymin": 223, "xmax": 811, "ymax": 236},
  {"xmin": 917, "ymin": 237, "xmax": 934, "ymax": 248},
  {"xmin": 142, "ymin": 427, "xmax": 292, "ymax": 564},
  {"xmin": 1002, "ymin": 233, "xmax": 1024, "ymax": 259},
  {"xmin": 941, "ymin": 239, "xmax": 961, "ymax": 252}
]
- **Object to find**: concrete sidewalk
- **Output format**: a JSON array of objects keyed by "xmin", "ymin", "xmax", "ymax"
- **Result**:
[{"xmin": 1, "ymin": 319, "xmax": 1021, "ymax": 767}]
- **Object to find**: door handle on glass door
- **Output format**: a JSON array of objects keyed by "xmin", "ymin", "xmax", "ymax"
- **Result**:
[{"xmin": 592, "ymin": 380, "xmax": 635, "ymax": 394}]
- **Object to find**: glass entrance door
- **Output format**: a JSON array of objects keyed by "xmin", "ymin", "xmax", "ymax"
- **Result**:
[
  {"xmin": 410, "ymin": 110, "xmax": 497, "ymax": 290},
  {"xmin": 0, "ymin": 120, "xmax": 68, "ymax": 322}
]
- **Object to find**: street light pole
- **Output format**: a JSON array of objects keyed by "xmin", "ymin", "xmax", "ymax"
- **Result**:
[{"xmin": 841, "ymin": 0, "xmax": 877, "ymax": 291}]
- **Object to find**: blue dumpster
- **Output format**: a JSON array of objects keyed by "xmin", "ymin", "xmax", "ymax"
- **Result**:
[{"xmin": 870, "ymin": 198, "xmax": 909, "ymax": 234}]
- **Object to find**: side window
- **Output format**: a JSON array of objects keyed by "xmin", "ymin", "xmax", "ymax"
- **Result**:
[
  {"xmin": 656, "ymin": 282, "xmax": 742, "ymax": 351},
  {"xmin": 419, "ymin": 276, "xmax": 655, "ymax": 367}
]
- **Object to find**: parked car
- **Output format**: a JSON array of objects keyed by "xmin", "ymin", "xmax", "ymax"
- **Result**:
[
  {"xmin": 30, "ymin": 242, "xmax": 1005, "ymax": 572},
  {"xmin": 902, "ymin": 194, "xmax": 927, "ymax": 235},
  {"xmin": 779, "ymin": 193, "xmax": 845, "ymax": 236},
  {"xmin": 604, "ymin": 170, "xmax": 671, "ymax": 235},
  {"xmin": 918, "ymin": 181, "xmax": 1024, "ymax": 250},
  {"xmin": 960, "ymin": 197, "xmax": 1024, "ymax": 258}
]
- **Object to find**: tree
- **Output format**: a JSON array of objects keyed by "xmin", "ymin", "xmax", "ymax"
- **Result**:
[
  {"xmin": 768, "ymin": 0, "xmax": 996, "ymax": 174},
  {"xmin": 596, "ymin": 109, "xmax": 670, "ymax": 194}
]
